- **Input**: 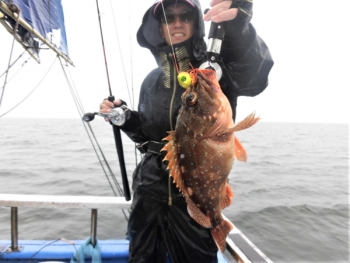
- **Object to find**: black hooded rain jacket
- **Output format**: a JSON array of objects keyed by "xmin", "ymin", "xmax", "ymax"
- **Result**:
[{"xmin": 118, "ymin": 1, "xmax": 274, "ymax": 262}]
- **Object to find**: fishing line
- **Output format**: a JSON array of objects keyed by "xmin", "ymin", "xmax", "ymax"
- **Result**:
[
  {"xmin": 61, "ymin": 65, "xmax": 126, "ymax": 202},
  {"xmin": 58, "ymin": 58, "xmax": 122, "ymax": 194},
  {"xmin": 109, "ymin": 0, "xmax": 134, "ymax": 110},
  {"xmin": 52, "ymin": 4, "xmax": 127, "ymax": 203},
  {"xmin": 128, "ymin": 4, "xmax": 135, "ymax": 112},
  {"xmin": 0, "ymin": 56, "xmax": 57, "ymax": 118},
  {"xmin": 59, "ymin": 57, "xmax": 130, "ymax": 220},
  {"xmin": 109, "ymin": 0, "xmax": 139, "ymax": 165},
  {"xmin": 123, "ymin": 4, "xmax": 138, "ymax": 167},
  {"xmin": 95, "ymin": 0, "xmax": 132, "ymax": 202},
  {"xmin": 47, "ymin": 1, "xmax": 130, "ymax": 217},
  {"xmin": 160, "ymin": 1, "xmax": 180, "ymax": 73}
]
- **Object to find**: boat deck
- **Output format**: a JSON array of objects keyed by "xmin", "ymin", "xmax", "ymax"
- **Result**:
[
  {"xmin": 0, "ymin": 194, "xmax": 272, "ymax": 263},
  {"xmin": 0, "ymin": 239, "xmax": 231, "ymax": 263}
]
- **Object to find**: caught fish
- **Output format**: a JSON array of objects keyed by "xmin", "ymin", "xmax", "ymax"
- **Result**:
[{"xmin": 162, "ymin": 69, "xmax": 259, "ymax": 252}]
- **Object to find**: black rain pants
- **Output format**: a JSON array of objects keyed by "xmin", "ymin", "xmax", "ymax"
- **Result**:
[{"xmin": 127, "ymin": 177, "xmax": 218, "ymax": 263}]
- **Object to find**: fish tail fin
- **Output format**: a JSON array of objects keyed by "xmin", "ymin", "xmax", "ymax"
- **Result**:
[
  {"xmin": 234, "ymin": 136, "xmax": 248, "ymax": 162},
  {"xmin": 211, "ymin": 220, "xmax": 233, "ymax": 252}
]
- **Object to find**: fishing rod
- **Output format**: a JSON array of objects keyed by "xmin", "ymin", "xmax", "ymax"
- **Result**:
[
  {"xmin": 200, "ymin": 1, "xmax": 252, "ymax": 80},
  {"xmin": 199, "ymin": 8, "xmax": 225, "ymax": 80},
  {"xmin": 83, "ymin": 0, "xmax": 131, "ymax": 201}
]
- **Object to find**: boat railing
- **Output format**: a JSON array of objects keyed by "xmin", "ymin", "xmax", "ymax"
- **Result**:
[{"xmin": 0, "ymin": 194, "xmax": 273, "ymax": 263}]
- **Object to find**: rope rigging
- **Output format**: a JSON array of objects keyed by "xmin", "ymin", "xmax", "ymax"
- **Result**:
[
  {"xmin": 58, "ymin": 57, "xmax": 130, "ymax": 221},
  {"xmin": 0, "ymin": 4, "xmax": 20, "ymax": 112},
  {"xmin": 0, "ymin": 56, "xmax": 57, "ymax": 118},
  {"xmin": 0, "ymin": 0, "xmax": 181, "ymax": 221},
  {"xmin": 1, "ymin": 0, "xmax": 134, "ymax": 219},
  {"xmin": 0, "ymin": 51, "xmax": 28, "ymax": 81}
]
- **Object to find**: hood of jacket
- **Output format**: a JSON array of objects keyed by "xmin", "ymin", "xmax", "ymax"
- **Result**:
[{"xmin": 137, "ymin": 0, "xmax": 207, "ymax": 65}]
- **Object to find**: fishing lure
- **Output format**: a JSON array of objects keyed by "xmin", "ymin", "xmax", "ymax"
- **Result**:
[
  {"xmin": 177, "ymin": 72, "xmax": 192, "ymax": 89},
  {"xmin": 177, "ymin": 69, "xmax": 217, "ymax": 89}
]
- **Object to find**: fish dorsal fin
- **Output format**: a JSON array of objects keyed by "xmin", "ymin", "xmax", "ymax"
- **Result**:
[
  {"xmin": 232, "ymin": 112, "xmax": 260, "ymax": 133},
  {"xmin": 162, "ymin": 131, "xmax": 186, "ymax": 194},
  {"xmin": 234, "ymin": 136, "xmax": 248, "ymax": 162}
]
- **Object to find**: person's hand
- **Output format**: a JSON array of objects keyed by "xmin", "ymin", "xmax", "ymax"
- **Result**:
[
  {"xmin": 203, "ymin": 0, "xmax": 252, "ymax": 23},
  {"xmin": 99, "ymin": 99, "xmax": 123, "ymax": 121},
  {"xmin": 203, "ymin": 0, "xmax": 236, "ymax": 23}
]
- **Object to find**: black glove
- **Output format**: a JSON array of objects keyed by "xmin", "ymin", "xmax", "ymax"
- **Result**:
[{"xmin": 225, "ymin": 0, "xmax": 253, "ymax": 40}]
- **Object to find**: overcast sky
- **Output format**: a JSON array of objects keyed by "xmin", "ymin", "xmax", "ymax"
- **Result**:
[{"xmin": 0, "ymin": 0, "xmax": 349, "ymax": 124}]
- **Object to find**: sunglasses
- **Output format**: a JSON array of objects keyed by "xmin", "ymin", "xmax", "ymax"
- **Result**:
[{"xmin": 160, "ymin": 10, "xmax": 196, "ymax": 24}]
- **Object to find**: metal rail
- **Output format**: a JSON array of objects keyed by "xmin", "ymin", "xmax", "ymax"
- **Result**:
[
  {"xmin": 0, "ymin": 194, "xmax": 272, "ymax": 262},
  {"xmin": 0, "ymin": 194, "xmax": 131, "ymax": 252},
  {"xmin": 10, "ymin": 207, "xmax": 19, "ymax": 252}
]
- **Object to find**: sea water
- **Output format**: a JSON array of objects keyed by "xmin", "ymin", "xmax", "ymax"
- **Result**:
[{"xmin": 0, "ymin": 118, "xmax": 348, "ymax": 262}]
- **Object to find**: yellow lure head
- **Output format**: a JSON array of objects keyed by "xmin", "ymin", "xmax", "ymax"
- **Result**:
[{"xmin": 177, "ymin": 72, "xmax": 192, "ymax": 89}]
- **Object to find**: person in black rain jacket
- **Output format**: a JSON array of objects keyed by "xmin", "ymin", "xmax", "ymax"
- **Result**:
[{"xmin": 100, "ymin": 0, "xmax": 273, "ymax": 262}]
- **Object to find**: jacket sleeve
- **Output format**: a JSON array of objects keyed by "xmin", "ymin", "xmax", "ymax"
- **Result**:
[
  {"xmin": 119, "ymin": 109, "xmax": 149, "ymax": 143},
  {"xmin": 119, "ymin": 75, "xmax": 153, "ymax": 144},
  {"xmin": 220, "ymin": 4, "xmax": 274, "ymax": 97}
]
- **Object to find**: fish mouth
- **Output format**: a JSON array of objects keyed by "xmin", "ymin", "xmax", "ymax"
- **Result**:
[{"xmin": 197, "ymin": 72, "xmax": 220, "ymax": 100}]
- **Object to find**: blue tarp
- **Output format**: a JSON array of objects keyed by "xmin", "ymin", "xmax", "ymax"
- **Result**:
[{"xmin": 4, "ymin": 0, "xmax": 69, "ymax": 57}]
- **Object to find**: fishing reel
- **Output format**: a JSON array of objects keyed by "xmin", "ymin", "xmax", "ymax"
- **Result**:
[
  {"xmin": 199, "ymin": 9, "xmax": 225, "ymax": 81},
  {"xmin": 82, "ymin": 99, "xmax": 132, "ymax": 201},
  {"xmin": 82, "ymin": 105, "xmax": 128, "ymax": 126}
]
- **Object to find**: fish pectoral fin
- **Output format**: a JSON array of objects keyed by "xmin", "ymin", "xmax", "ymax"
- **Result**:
[
  {"xmin": 232, "ymin": 112, "xmax": 260, "ymax": 133},
  {"xmin": 211, "ymin": 220, "xmax": 234, "ymax": 252},
  {"xmin": 221, "ymin": 183, "xmax": 234, "ymax": 209},
  {"xmin": 215, "ymin": 127, "xmax": 235, "ymax": 142},
  {"xmin": 185, "ymin": 196, "xmax": 212, "ymax": 228},
  {"xmin": 234, "ymin": 136, "xmax": 248, "ymax": 162}
]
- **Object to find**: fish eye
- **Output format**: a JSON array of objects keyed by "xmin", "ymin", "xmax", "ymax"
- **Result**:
[{"xmin": 186, "ymin": 92, "xmax": 197, "ymax": 105}]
